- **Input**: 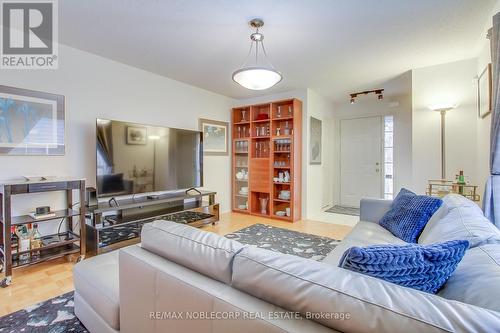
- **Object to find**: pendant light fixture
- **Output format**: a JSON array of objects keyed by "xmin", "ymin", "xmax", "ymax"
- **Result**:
[{"xmin": 232, "ymin": 18, "xmax": 282, "ymax": 90}]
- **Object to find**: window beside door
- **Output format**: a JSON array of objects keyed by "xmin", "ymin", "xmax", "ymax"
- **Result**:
[{"xmin": 384, "ymin": 116, "xmax": 394, "ymax": 199}]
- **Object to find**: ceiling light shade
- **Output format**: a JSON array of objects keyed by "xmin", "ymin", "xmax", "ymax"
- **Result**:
[
  {"xmin": 233, "ymin": 67, "xmax": 282, "ymax": 90},
  {"xmin": 232, "ymin": 19, "xmax": 282, "ymax": 90}
]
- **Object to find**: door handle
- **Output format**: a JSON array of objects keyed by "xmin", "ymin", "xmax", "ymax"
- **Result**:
[{"xmin": 375, "ymin": 168, "xmax": 380, "ymax": 172}]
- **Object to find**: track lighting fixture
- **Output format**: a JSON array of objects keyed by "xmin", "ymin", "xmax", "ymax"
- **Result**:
[
  {"xmin": 348, "ymin": 89, "xmax": 384, "ymax": 104},
  {"xmin": 350, "ymin": 94, "xmax": 356, "ymax": 104}
]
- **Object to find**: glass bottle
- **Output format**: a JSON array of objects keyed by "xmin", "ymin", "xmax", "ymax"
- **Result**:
[
  {"xmin": 457, "ymin": 170, "xmax": 466, "ymax": 195},
  {"xmin": 31, "ymin": 223, "xmax": 43, "ymax": 260},
  {"xmin": 10, "ymin": 226, "xmax": 18, "ymax": 254},
  {"xmin": 16, "ymin": 225, "xmax": 31, "ymax": 263}
]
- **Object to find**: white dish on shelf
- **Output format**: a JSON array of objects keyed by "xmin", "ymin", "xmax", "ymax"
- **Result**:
[
  {"xmin": 275, "ymin": 211, "xmax": 286, "ymax": 216},
  {"xmin": 238, "ymin": 204, "xmax": 247, "ymax": 210}
]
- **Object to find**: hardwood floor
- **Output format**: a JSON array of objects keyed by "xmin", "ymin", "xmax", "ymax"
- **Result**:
[{"xmin": 0, "ymin": 212, "xmax": 353, "ymax": 317}]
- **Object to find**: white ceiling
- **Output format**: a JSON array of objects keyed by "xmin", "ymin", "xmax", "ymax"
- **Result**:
[{"xmin": 59, "ymin": 0, "xmax": 496, "ymax": 102}]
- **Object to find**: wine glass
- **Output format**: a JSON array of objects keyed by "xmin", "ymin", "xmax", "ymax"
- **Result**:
[{"xmin": 241, "ymin": 110, "xmax": 247, "ymax": 122}]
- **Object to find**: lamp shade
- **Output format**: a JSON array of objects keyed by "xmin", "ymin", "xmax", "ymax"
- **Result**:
[{"xmin": 232, "ymin": 67, "xmax": 282, "ymax": 90}]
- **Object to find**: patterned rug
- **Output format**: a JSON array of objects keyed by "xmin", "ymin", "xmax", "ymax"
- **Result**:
[
  {"xmin": 326, "ymin": 205, "xmax": 360, "ymax": 216},
  {"xmin": 225, "ymin": 223, "xmax": 341, "ymax": 261},
  {"xmin": 0, "ymin": 292, "xmax": 86, "ymax": 333},
  {"xmin": 0, "ymin": 224, "xmax": 340, "ymax": 332}
]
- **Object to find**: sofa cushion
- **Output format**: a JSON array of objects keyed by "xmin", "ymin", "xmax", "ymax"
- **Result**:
[
  {"xmin": 379, "ymin": 188, "xmax": 442, "ymax": 243},
  {"xmin": 322, "ymin": 220, "xmax": 405, "ymax": 266},
  {"xmin": 438, "ymin": 244, "xmax": 500, "ymax": 312},
  {"xmin": 232, "ymin": 246, "xmax": 500, "ymax": 333},
  {"xmin": 73, "ymin": 250, "xmax": 120, "ymax": 330},
  {"xmin": 338, "ymin": 240, "xmax": 469, "ymax": 293},
  {"xmin": 141, "ymin": 220, "xmax": 245, "ymax": 284},
  {"xmin": 418, "ymin": 194, "xmax": 500, "ymax": 248}
]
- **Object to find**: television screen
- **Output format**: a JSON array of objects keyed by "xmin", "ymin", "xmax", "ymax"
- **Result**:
[{"xmin": 96, "ymin": 119, "xmax": 203, "ymax": 197}]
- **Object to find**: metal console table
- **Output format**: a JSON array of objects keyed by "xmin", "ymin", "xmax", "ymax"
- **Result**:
[{"xmin": 0, "ymin": 178, "xmax": 86, "ymax": 287}]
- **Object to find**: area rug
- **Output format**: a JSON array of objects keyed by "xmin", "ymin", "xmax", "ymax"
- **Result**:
[
  {"xmin": 0, "ymin": 224, "xmax": 340, "ymax": 332},
  {"xmin": 326, "ymin": 205, "xmax": 360, "ymax": 216},
  {"xmin": 0, "ymin": 291, "xmax": 87, "ymax": 333},
  {"xmin": 225, "ymin": 223, "xmax": 341, "ymax": 261}
]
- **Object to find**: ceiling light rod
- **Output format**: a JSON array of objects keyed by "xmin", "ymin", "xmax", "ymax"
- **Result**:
[
  {"xmin": 350, "ymin": 89, "xmax": 384, "ymax": 104},
  {"xmin": 232, "ymin": 18, "xmax": 282, "ymax": 91}
]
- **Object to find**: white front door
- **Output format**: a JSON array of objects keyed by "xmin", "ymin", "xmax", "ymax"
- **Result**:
[{"xmin": 340, "ymin": 116, "xmax": 382, "ymax": 207}]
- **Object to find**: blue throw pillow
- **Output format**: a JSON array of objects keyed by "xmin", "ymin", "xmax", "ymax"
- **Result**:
[
  {"xmin": 379, "ymin": 188, "xmax": 442, "ymax": 243},
  {"xmin": 338, "ymin": 240, "xmax": 469, "ymax": 294}
]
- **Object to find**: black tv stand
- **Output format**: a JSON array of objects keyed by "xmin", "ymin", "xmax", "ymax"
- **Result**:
[{"xmin": 85, "ymin": 190, "xmax": 218, "ymax": 255}]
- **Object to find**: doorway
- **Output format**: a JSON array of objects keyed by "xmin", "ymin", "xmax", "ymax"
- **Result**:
[{"xmin": 340, "ymin": 116, "xmax": 383, "ymax": 207}]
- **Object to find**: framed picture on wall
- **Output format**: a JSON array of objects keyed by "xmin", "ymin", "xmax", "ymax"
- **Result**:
[
  {"xmin": 0, "ymin": 85, "xmax": 65, "ymax": 155},
  {"xmin": 478, "ymin": 63, "xmax": 492, "ymax": 118},
  {"xmin": 199, "ymin": 118, "xmax": 228, "ymax": 156},
  {"xmin": 309, "ymin": 116, "xmax": 322, "ymax": 165},
  {"xmin": 126, "ymin": 126, "xmax": 147, "ymax": 145}
]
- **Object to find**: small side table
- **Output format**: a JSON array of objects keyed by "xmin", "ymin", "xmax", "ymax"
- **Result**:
[
  {"xmin": 426, "ymin": 179, "xmax": 480, "ymax": 202},
  {"xmin": 0, "ymin": 178, "xmax": 86, "ymax": 287}
]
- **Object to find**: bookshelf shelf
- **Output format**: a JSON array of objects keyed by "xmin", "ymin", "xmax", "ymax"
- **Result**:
[{"xmin": 231, "ymin": 99, "xmax": 302, "ymax": 222}]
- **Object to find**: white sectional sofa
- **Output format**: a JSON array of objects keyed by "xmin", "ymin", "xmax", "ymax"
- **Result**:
[{"xmin": 73, "ymin": 194, "xmax": 500, "ymax": 333}]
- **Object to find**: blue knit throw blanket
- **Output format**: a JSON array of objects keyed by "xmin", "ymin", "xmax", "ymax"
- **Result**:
[{"xmin": 338, "ymin": 240, "xmax": 469, "ymax": 293}]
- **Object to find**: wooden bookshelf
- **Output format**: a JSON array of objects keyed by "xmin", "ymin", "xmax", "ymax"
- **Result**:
[{"xmin": 231, "ymin": 99, "xmax": 302, "ymax": 222}]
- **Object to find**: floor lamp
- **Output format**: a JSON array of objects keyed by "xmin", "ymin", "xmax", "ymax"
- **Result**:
[{"xmin": 430, "ymin": 105, "xmax": 455, "ymax": 180}]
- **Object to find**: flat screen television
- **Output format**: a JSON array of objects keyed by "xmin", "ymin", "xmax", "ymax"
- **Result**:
[{"xmin": 96, "ymin": 119, "xmax": 203, "ymax": 198}]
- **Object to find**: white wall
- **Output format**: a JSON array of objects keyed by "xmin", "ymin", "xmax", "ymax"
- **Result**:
[
  {"xmin": 411, "ymin": 58, "xmax": 479, "ymax": 194},
  {"xmin": 332, "ymin": 72, "xmax": 413, "ymax": 200},
  {"xmin": 306, "ymin": 89, "xmax": 336, "ymax": 215},
  {"xmin": 475, "ymin": 4, "xmax": 500, "ymax": 201},
  {"xmin": 0, "ymin": 44, "xmax": 235, "ymax": 233}
]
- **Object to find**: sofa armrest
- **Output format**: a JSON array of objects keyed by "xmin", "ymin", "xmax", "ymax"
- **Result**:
[{"xmin": 360, "ymin": 198, "xmax": 392, "ymax": 223}]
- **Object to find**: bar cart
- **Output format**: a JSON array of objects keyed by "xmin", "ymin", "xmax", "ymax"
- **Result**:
[
  {"xmin": 0, "ymin": 178, "xmax": 86, "ymax": 287},
  {"xmin": 426, "ymin": 179, "xmax": 480, "ymax": 202}
]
